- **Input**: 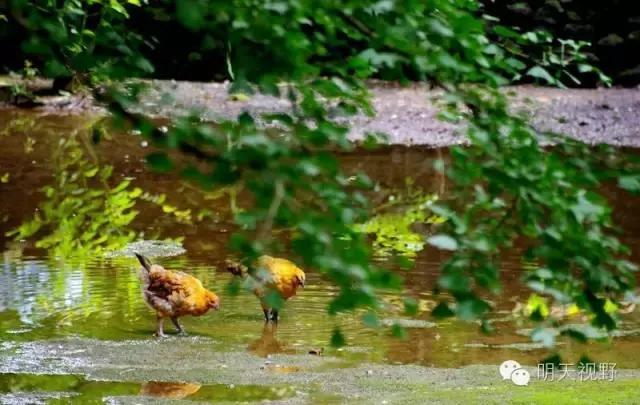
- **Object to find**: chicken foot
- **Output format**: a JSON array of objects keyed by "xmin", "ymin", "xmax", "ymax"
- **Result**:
[
  {"xmin": 155, "ymin": 316, "xmax": 166, "ymax": 338},
  {"xmin": 262, "ymin": 308, "xmax": 279, "ymax": 323},
  {"xmin": 171, "ymin": 317, "xmax": 187, "ymax": 335}
]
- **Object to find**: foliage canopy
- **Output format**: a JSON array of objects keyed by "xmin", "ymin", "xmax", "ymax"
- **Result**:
[{"xmin": 3, "ymin": 0, "xmax": 640, "ymax": 347}]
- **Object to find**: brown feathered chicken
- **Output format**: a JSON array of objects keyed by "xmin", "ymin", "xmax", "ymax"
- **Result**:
[
  {"xmin": 226, "ymin": 255, "xmax": 305, "ymax": 322},
  {"xmin": 136, "ymin": 253, "xmax": 220, "ymax": 337}
]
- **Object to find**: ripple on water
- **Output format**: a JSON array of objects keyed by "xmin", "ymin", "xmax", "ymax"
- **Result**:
[{"xmin": 5, "ymin": 253, "xmax": 640, "ymax": 368}]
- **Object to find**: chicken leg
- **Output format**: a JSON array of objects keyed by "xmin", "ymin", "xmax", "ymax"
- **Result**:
[
  {"xmin": 155, "ymin": 316, "xmax": 166, "ymax": 338},
  {"xmin": 171, "ymin": 317, "xmax": 187, "ymax": 335},
  {"xmin": 261, "ymin": 307, "xmax": 279, "ymax": 322}
]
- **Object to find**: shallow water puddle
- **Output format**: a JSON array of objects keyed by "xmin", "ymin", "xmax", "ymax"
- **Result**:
[
  {"xmin": 0, "ymin": 373, "xmax": 297, "ymax": 403},
  {"xmin": 2, "ymin": 107, "xmax": 640, "ymax": 390}
]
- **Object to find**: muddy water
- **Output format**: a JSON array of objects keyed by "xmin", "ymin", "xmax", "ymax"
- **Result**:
[{"xmin": 1, "ymin": 108, "xmax": 640, "ymax": 401}]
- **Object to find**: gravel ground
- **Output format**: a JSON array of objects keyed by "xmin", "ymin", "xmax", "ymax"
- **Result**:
[
  {"xmin": 132, "ymin": 81, "xmax": 640, "ymax": 147},
  {"xmin": 3, "ymin": 337, "xmax": 640, "ymax": 404},
  {"xmin": 3, "ymin": 79, "xmax": 640, "ymax": 147}
]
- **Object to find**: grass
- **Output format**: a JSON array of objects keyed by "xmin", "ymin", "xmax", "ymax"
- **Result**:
[{"xmin": 355, "ymin": 378, "xmax": 640, "ymax": 404}]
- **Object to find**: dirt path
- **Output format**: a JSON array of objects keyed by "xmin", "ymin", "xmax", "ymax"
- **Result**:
[
  {"xmin": 2, "ymin": 79, "xmax": 640, "ymax": 147},
  {"xmin": 133, "ymin": 81, "xmax": 640, "ymax": 147}
]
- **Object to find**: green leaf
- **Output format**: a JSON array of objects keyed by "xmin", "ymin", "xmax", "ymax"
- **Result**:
[
  {"xmin": 456, "ymin": 298, "xmax": 490, "ymax": 321},
  {"xmin": 432, "ymin": 302, "xmax": 454, "ymax": 318},
  {"xmin": 427, "ymin": 234, "xmax": 458, "ymax": 251},
  {"xmin": 526, "ymin": 66, "xmax": 556, "ymax": 85},
  {"xmin": 357, "ymin": 49, "xmax": 401, "ymax": 69},
  {"xmin": 176, "ymin": 0, "xmax": 206, "ymax": 30},
  {"xmin": 577, "ymin": 355, "xmax": 596, "ymax": 371},
  {"xmin": 362, "ymin": 311, "xmax": 380, "ymax": 327},
  {"xmin": 619, "ymin": 175, "xmax": 640, "ymax": 193},
  {"xmin": 263, "ymin": 290, "xmax": 284, "ymax": 310},
  {"xmin": 146, "ymin": 153, "xmax": 173, "ymax": 173},
  {"xmin": 225, "ymin": 277, "xmax": 242, "ymax": 296},
  {"xmin": 438, "ymin": 271, "xmax": 470, "ymax": 294},
  {"xmin": 531, "ymin": 327, "xmax": 558, "ymax": 347},
  {"xmin": 330, "ymin": 328, "xmax": 346, "ymax": 347},
  {"xmin": 403, "ymin": 297, "xmax": 418, "ymax": 316},
  {"xmin": 493, "ymin": 25, "xmax": 520, "ymax": 39},
  {"xmin": 539, "ymin": 354, "xmax": 562, "ymax": 367},
  {"xmin": 570, "ymin": 193, "xmax": 604, "ymax": 223},
  {"xmin": 83, "ymin": 168, "xmax": 99, "ymax": 178},
  {"xmin": 480, "ymin": 320, "xmax": 495, "ymax": 334},
  {"xmin": 391, "ymin": 323, "xmax": 407, "ymax": 338}
]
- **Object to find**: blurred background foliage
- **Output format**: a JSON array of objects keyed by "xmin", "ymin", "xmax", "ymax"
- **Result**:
[
  {"xmin": 482, "ymin": 0, "xmax": 640, "ymax": 86},
  {"xmin": 0, "ymin": 0, "xmax": 621, "ymax": 87},
  {"xmin": 1, "ymin": 0, "xmax": 640, "ymax": 346}
]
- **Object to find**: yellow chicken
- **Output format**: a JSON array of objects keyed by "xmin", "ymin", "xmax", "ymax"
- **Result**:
[
  {"xmin": 136, "ymin": 253, "xmax": 220, "ymax": 337},
  {"xmin": 225, "ymin": 255, "xmax": 305, "ymax": 322}
]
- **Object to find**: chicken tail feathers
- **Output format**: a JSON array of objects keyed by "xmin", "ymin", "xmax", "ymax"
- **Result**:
[
  {"xmin": 135, "ymin": 253, "xmax": 153, "ymax": 271},
  {"xmin": 225, "ymin": 259, "xmax": 249, "ymax": 277}
]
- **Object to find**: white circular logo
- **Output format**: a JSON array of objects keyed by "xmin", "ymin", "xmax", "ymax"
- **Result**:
[
  {"xmin": 510, "ymin": 368, "xmax": 531, "ymax": 386},
  {"xmin": 499, "ymin": 360, "xmax": 521, "ymax": 380}
]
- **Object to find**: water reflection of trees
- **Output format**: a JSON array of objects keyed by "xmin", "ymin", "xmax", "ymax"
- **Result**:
[
  {"xmin": 357, "ymin": 178, "xmax": 445, "ymax": 258},
  {"xmin": 8, "ymin": 126, "xmax": 141, "ymax": 259},
  {"xmin": 0, "ymin": 114, "xmax": 251, "ymax": 336},
  {"xmin": 0, "ymin": 245, "xmax": 144, "ymax": 332},
  {"xmin": 0, "ymin": 246, "xmax": 50, "ymax": 324},
  {"xmin": 4, "ymin": 114, "xmax": 241, "ymax": 259},
  {"xmin": 1, "ymin": 120, "xmax": 147, "ymax": 331}
]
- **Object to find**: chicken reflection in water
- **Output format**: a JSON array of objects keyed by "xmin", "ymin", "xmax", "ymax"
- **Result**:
[
  {"xmin": 248, "ymin": 322, "xmax": 296, "ymax": 357},
  {"xmin": 140, "ymin": 381, "xmax": 201, "ymax": 399}
]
